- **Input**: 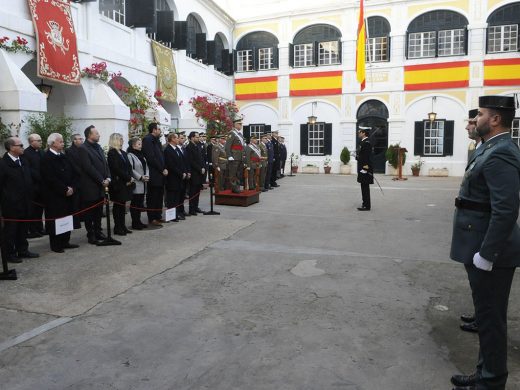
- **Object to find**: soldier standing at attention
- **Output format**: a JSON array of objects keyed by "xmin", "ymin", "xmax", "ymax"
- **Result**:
[
  {"xmin": 225, "ymin": 118, "xmax": 245, "ymax": 193},
  {"xmin": 245, "ymin": 135, "xmax": 262, "ymax": 190},
  {"xmin": 258, "ymin": 134, "xmax": 269, "ymax": 192},
  {"xmin": 356, "ymin": 128, "xmax": 373, "ymax": 211},
  {"xmin": 212, "ymin": 134, "xmax": 228, "ymax": 191},
  {"xmin": 450, "ymin": 95, "xmax": 520, "ymax": 390}
]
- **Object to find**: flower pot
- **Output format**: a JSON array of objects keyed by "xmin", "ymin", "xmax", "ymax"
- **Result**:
[
  {"xmin": 411, "ymin": 168, "xmax": 420, "ymax": 176},
  {"xmin": 339, "ymin": 164, "xmax": 351, "ymax": 175},
  {"xmin": 291, "ymin": 166, "xmax": 298, "ymax": 173},
  {"xmin": 324, "ymin": 166, "xmax": 331, "ymax": 174},
  {"xmin": 302, "ymin": 166, "xmax": 319, "ymax": 174}
]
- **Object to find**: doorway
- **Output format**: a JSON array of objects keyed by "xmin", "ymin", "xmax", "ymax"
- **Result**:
[{"xmin": 356, "ymin": 100, "xmax": 389, "ymax": 173}]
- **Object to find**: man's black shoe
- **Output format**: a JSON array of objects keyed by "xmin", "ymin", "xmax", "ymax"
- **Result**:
[
  {"xmin": 261, "ymin": 189, "xmax": 268, "ymax": 192},
  {"xmin": 451, "ymin": 372, "xmax": 478, "ymax": 387},
  {"xmin": 460, "ymin": 321, "xmax": 478, "ymax": 333},
  {"xmin": 177, "ymin": 215, "xmax": 185, "ymax": 220},
  {"xmin": 7, "ymin": 256, "xmax": 22, "ymax": 263},
  {"xmin": 189, "ymin": 211, "xmax": 198, "ymax": 216},
  {"xmin": 131, "ymin": 224, "xmax": 143, "ymax": 230},
  {"xmin": 460, "ymin": 314, "xmax": 475, "ymax": 323},
  {"xmin": 51, "ymin": 248, "xmax": 65, "ymax": 253},
  {"xmin": 63, "ymin": 243, "xmax": 80, "ymax": 249},
  {"xmin": 96, "ymin": 232, "xmax": 107, "ymax": 240},
  {"xmin": 196, "ymin": 208, "xmax": 206, "ymax": 214},
  {"xmin": 37, "ymin": 229, "xmax": 47, "ymax": 236},
  {"xmin": 27, "ymin": 231, "xmax": 42, "ymax": 239},
  {"xmin": 88, "ymin": 237, "xmax": 100, "ymax": 245},
  {"xmin": 18, "ymin": 251, "xmax": 39, "ymax": 259},
  {"xmin": 271, "ymin": 183, "xmax": 279, "ymax": 187},
  {"xmin": 357, "ymin": 207, "xmax": 370, "ymax": 211},
  {"xmin": 452, "ymin": 386, "xmax": 475, "ymax": 390}
]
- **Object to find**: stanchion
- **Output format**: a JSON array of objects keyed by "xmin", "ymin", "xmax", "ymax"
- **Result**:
[
  {"xmin": 0, "ymin": 215, "xmax": 17, "ymax": 280},
  {"xmin": 288, "ymin": 155, "xmax": 294, "ymax": 177},
  {"xmin": 203, "ymin": 164, "xmax": 220, "ymax": 216},
  {"xmin": 96, "ymin": 187, "xmax": 122, "ymax": 246}
]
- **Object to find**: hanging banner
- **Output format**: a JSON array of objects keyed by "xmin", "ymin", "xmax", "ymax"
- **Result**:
[
  {"xmin": 404, "ymin": 61, "xmax": 469, "ymax": 91},
  {"xmin": 27, "ymin": 0, "xmax": 81, "ymax": 85},
  {"xmin": 152, "ymin": 41, "xmax": 177, "ymax": 103},
  {"xmin": 290, "ymin": 71, "xmax": 343, "ymax": 96},
  {"xmin": 235, "ymin": 76, "xmax": 278, "ymax": 100},
  {"xmin": 484, "ymin": 58, "xmax": 520, "ymax": 86}
]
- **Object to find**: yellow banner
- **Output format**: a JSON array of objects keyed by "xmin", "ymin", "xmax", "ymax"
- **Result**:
[{"xmin": 152, "ymin": 41, "xmax": 177, "ymax": 103}]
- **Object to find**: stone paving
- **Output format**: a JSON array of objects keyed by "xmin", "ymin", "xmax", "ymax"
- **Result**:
[{"xmin": 0, "ymin": 173, "xmax": 518, "ymax": 389}]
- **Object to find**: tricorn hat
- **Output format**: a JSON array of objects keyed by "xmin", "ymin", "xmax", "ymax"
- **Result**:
[
  {"xmin": 468, "ymin": 109, "xmax": 478, "ymax": 120},
  {"xmin": 233, "ymin": 118, "xmax": 243, "ymax": 123},
  {"xmin": 479, "ymin": 95, "xmax": 515, "ymax": 110}
]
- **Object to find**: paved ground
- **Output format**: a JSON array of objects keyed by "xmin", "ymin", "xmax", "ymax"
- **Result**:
[{"xmin": 0, "ymin": 173, "xmax": 518, "ymax": 390}]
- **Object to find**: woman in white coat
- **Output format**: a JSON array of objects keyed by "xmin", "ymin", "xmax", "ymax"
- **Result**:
[{"xmin": 127, "ymin": 137, "xmax": 150, "ymax": 230}]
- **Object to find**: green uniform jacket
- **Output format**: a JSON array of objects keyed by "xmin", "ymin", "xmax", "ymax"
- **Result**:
[
  {"xmin": 259, "ymin": 142, "xmax": 268, "ymax": 168},
  {"xmin": 450, "ymin": 133, "xmax": 520, "ymax": 267},
  {"xmin": 225, "ymin": 130, "xmax": 245, "ymax": 161},
  {"xmin": 212, "ymin": 143, "xmax": 227, "ymax": 170},
  {"xmin": 245, "ymin": 144, "xmax": 262, "ymax": 170}
]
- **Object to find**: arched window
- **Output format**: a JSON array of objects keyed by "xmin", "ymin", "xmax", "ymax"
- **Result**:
[
  {"xmin": 186, "ymin": 14, "xmax": 202, "ymax": 58},
  {"xmin": 366, "ymin": 16, "xmax": 391, "ymax": 62},
  {"xmin": 487, "ymin": 2, "xmax": 520, "ymax": 53},
  {"xmin": 214, "ymin": 34, "xmax": 225, "ymax": 71},
  {"xmin": 290, "ymin": 24, "xmax": 342, "ymax": 67},
  {"xmin": 357, "ymin": 100, "xmax": 389, "ymax": 119},
  {"xmin": 406, "ymin": 10, "xmax": 468, "ymax": 59},
  {"xmin": 235, "ymin": 32, "xmax": 279, "ymax": 72}
]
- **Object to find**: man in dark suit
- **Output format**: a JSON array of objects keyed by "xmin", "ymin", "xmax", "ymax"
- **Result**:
[
  {"xmin": 0, "ymin": 137, "xmax": 39, "ymax": 262},
  {"xmin": 65, "ymin": 134, "xmax": 84, "ymax": 229},
  {"xmin": 264, "ymin": 132, "xmax": 274, "ymax": 190},
  {"xmin": 186, "ymin": 131, "xmax": 206, "ymax": 215},
  {"xmin": 176, "ymin": 132, "xmax": 190, "ymax": 218},
  {"xmin": 164, "ymin": 133, "xmax": 188, "ymax": 221},
  {"xmin": 142, "ymin": 122, "xmax": 167, "ymax": 227},
  {"xmin": 270, "ymin": 130, "xmax": 280, "ymax": 187},
  {"xmin": 450, "ymin": 95, "xmax": 520, "ymax": 390},
  {"xmin": 356, "ymin": 128, "xmax": 373, "ymax": 211},
  {"xmin": 78, "ymin": 125, "xmax": 111, "ymax": 244},
  {"xmin": 279, "ymin": 136, "xmax": 287, "ymax": 177},
  {"xmin": 24, "ymin": 133, "xmax": 45, "ymax": 238},
  {"xmin": 40, "ymin": 133, "xmax": 80, "ymax": 253}
]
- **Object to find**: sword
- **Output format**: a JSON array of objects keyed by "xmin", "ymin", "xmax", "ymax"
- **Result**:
[{"xmin": 364, "ymin": 171, "xmax": 384, "ymax": 195}]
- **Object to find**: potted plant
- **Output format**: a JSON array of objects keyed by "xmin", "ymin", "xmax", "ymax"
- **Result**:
[
  {"xmin": 411, "ymin": 158, "xmax": 423, "ymax": 176},
  {"xmin": 339, "ymin": 146, "xmax": 351, "ymax": 175},
  {"xmin": 323, "ymin": 155, "xmax": 332, "ymax": 174},
  {"xmin": 290, "ymin": 153, "xmax": 299, "ymax": 173},
  {"xmin": 385, "ymin": 143, "xmax": 407, "ymax": 175}
]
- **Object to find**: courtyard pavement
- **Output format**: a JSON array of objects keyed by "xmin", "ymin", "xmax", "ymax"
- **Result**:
[{"xmin": 0, "ymin": 173, "xmax": 518, "ymax": 390}]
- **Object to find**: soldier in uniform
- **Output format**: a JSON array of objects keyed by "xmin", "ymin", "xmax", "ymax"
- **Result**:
[
  {"xmin": 270, "ymin": 130, "xmax": 280, "ymax": 187},
  {"xmin": 212, "ymin": 134, "xmax": 228, "ymax": 191},
  {"xmin": 259, "ymin": 134, "xmax": 269, "ymax": 192},
  {"xmin": 264, "ymin": 132, "xmax": 274, "ymax": 190},
  {"xmin": 225, "ymin": 118, "xmax": 246, "ymax": 193},
  {"xmin": 356, "ymin": 128, "xmax": 373, "ymax": 211},
  {"xmin": 245, "ymin": 135, "xmax": 262, "ymax": 190},
  {"xmin": 459, "ymin": 109, "xmax": 482, "ymax": 335},
  {"xmin": 450, "ymin": 95, "xmax": 520, "ymax": 390}
]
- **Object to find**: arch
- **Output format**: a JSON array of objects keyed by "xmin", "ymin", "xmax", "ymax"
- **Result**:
[
  {"xmin": 186, "ymin": 12, "xmax": 207, "ymax": 33},
  {"xmin": 404, "ymin": 93, "xmax": 465, "ymax": 112},
  {"xmin": 292, "ymin": 99, "xmax": 341, "ymax": 117},
  {"xmin": 293, "ymin": 23, "xmax": 342, "ymax": 44},
  {"xmin": 487, "ymin": 1, "xmax": 520, "ymax": 25},
  {"xmin": 407, "ymin": 10, "xmax": 468, "ymax": 33},
  {"xmin": 240, "ymin": 102, "xmax": 279, "ymax": 117},
  {"xmin": 356, "ymin": 99, "xmax": 389, "ymax": 119},
  {"xmin": 215, "ymin": 32, "xmax": 229, "ymax": 50},
  {"xmin": 240, "ymin": 103, "xmax": 279, "ymax": 129},
  {"xmin": 367, "ymin": 16, "xmax": 391, "ymax": 37},
  {"xmin": 236, "ymin": 31, "xmax": 279, "ymax": 50}
]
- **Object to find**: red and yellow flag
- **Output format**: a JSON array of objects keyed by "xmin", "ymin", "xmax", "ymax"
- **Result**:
[
  {"xmin": 484, "ymin": 58, "xmax": 520, "ymax": 86},
  {"xmin": 404, "ymin": 61, "xmax": 469, "ymax": 91},
  {"xmin": 235, "ymin": 76, "xmax": 278, "ymax": 100},
  {"xmin": 289, "ymin": 71, "xmax": 342, "ymax": 96},
  {"xmin": 356, "ymin": 0, "xmax": 366, "ymax": 91}
]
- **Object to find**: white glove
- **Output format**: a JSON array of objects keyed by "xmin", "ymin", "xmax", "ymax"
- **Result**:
[
  {"xmin": 473, "ymin": 252, "xmax": 493, "ymax": 271},
  {"xmin": 360, "ymin": 169, "xmax": 367, "ymax": 174},
  {"xmin": 228, "ymin": 157, "xmax": 234, "ymax": 161}
]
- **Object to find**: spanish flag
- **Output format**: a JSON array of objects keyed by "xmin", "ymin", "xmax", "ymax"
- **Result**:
[
  {"xmin": 484, "ymin": 58, "xmax": 520, "ymax": 86},
  {"xmin": 404, "ymin": 61, "xmax": 469, "ymax": 91},
  {"xmin": 356, "ymin": 0, "xmax": 366, "ymax": 91},
  {"xmin": 289, "ymin": 71, "xmax": 343, "ymax": 96},
  {"xmin": 235, "ymin": 76, "xmax": 278, "ymax": 100}
]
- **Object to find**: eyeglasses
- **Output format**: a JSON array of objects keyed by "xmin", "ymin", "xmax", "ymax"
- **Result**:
[{"xmin": 13, "ymin": 144, "xmax": 23, "ymax": 147}]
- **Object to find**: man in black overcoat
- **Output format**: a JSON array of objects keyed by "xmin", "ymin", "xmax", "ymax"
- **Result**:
[
  {"xmin": 24, "ymin": 133, "xmax": 45, "ymax": 237},
  {"xmin": 186, "ymin": 132, "xmax": 206, "ymax": 215},
  {"xmin": 270, "ymin": 130, "xmax": 280, "ymax": 187},
  {"xmin": 0, "ymin": 137, "xmax": 39, "ymax": 262},
  {"xmin": 356, "ymin": 128, "xmax": 373, "ymax": 211},
  {"xmin": 279, "ymin": 136, "xmax": 287, "ymax": 177},
  {"xmin": 164, "ymin": 133, "xmax": 188, "ymax": 221},
  {"xmin": 142, "ymin": 122, "xmax": 167, "ymax": 227},
  {"xmin": 65, "ymin": 133, "xmax": 84, "ymax": 229},
  {"xmin": 77, "ymin": 125, "xmax": 111, "ymax": 244},
  {"xmin": 40, "ymin": 133, "xmax": 80, "ymax": 253}
]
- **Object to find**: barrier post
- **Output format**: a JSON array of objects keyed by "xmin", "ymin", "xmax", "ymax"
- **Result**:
[
  {"xmin": 96, "ymin": 187, "xmax": 122, "ymax": 246},
  {"xmin": 203, "ymin": 163, "xmax": 220, "ymax": 216}
]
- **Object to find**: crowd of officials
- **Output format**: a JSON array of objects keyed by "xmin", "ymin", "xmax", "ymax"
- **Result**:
[{"xmin": 0, "ymin": 120, "xmax": 287, "ymax": 263}]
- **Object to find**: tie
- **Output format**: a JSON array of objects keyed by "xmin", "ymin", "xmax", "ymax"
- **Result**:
[{"xmin": 16, "ymin": 159, "xmax": 21, "ymax": 167}]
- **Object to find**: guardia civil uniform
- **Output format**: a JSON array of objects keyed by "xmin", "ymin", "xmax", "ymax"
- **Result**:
[{"xmin": 450, "ymin": 95, "xmax": 520, "ymax": 390}]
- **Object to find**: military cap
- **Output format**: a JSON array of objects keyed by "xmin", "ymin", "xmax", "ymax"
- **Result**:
[
  {"xmin": 479, "ymin": 95, "xmax": 515, "ymax": 111},
  {"xmin": 199, "ymin": 132, "xmax": 206, "ymax": 136},
  {"xmin": 249, "ymin": 134, "xmax": 258, "ymax": 139},
  {"xmin": 468, "ymin": 109, "xmax": 478, "ymax": 121},
  {"xmin": 272, "ymin": 129, "xmax": 279, "ymax": 133},
  {"xmin": 219, "ymin": 134, "xmax": 227, "ymax": 139},
  {"xmin": 177, "ymin": 130, "xmax": 186, "ymax": 135},
  {"xmin": 233, "ymin": 118, "xmax": 243, "ymax": 123}
]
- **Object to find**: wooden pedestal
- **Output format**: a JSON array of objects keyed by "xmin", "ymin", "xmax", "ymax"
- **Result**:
[{"xmin": 214, "ymin": 190, "xmax": 260, "ymax": 207}]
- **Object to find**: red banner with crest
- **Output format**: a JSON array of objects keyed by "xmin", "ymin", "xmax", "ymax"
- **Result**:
[{"xmin": 27, "ymin": 0, "xmax": 80, "ymax": 85}]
